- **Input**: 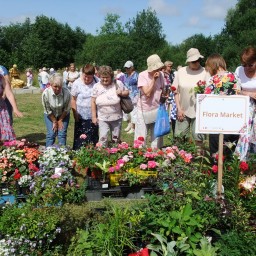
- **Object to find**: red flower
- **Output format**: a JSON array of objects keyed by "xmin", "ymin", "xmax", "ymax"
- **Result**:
[
  {"xmin": 227, "ymin": 73, "xmax": 235, "ymax": 82},
  {"xmin": 14, "ymin": 169, "xmax": 21, "ymax": 180},
  {"xmin": 147, "ymin": 148, "xmax": 152, "ymax": 152},
  {"xmin": 212, "ymin": 165, "xmax": 218, "ymax": 173},
  {"xmin": 157, "ymin": 150, "xmax": 164, "ymax": 156},
  {"xmin": 138, "ymin": 137, "xmax": 144, "ymax": 142},
  {"xmin": 170, "ymin": 86, "xmax": 176, "ymax": 91},
  {"xmin": 204, "ymin": 87, "xmax": 212, "ymax": 94},
  {"xmin": 215, "ymin": 154, "xmax": 225, "ymax": 161},
  {"xmin": 239, "ymin": 161, "xmax": 249, "ymax": 172}
]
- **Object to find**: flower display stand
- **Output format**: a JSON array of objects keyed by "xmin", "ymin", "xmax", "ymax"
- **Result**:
[{"xmin": 85, "ymin": 186, "xmax": 162, "ymax": 201}]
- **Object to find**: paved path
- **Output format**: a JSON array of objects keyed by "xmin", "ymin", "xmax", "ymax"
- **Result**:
[{"xmin": 13, "ymin": 86, "xmax": 41, "ymax": 95}]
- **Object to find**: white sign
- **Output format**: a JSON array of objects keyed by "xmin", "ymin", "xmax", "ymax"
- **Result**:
[{"xmin": 196, "ymin": 94, "xmax": 249, "ymax": 134}]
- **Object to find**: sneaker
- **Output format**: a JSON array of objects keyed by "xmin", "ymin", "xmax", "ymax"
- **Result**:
[
  {"xmin": 127, "ymin": 128, "xmax": 135, "ymax": 134},
  {"xmin": 124, "ymin": 123, "xmax": 132, "ymax": 132}
]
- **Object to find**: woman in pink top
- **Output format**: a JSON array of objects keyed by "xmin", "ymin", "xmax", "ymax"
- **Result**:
[
  {"xmin": 91, "ymin": 66, "xmax": 129, "ymax": 147},
  {"xmin": 135, "ymin": 54, "xmax": 165, "ymax": 148}
]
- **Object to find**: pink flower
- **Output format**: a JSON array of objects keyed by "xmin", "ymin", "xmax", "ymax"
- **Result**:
[
  {"xmin": 118, "ymin": 142, "xmax": 129, "ymax": 149},
  {"xmin": 144, "ymin": 152, "xmax": 158, "ymax": 158},
  {"xmin": 115, "ymin": 165, "xmax": 120, "ymax": 171},
  {"xmin": 109, "ymin": 167, "xmax": 115, "ymax": 173},
  {"xmin": 107, "ymin": 148, "xmax": 119, "ymax": 154},
  {"xmin": 96, "ymin": 142, "xmax": 102, "ymax": 148},
  {"xmin": 122, "ymin": 155, "xmax": 130, "ymax": 162},
  {"xmin": 51, "ymin": 173, "xmax": 61, "ymax": 179},
  {"xmin": 184, "ymin": 153, "xmax": 192, "ymax": 163},
  {"xmin": 167, "ymin": 152, "xmax": 176, "ymax": 160},
  {"xmin": 133, "ymin": 139, "xmax": 144, "ymax": 148},
  {"xmin": 140, "ymin": 164, "xmax": 148, "ymax": 170},
  {"xmin": 80, "ymin": 134, "xmax": 87, "ymax": 139},
  {"xmin": 148, "ymin": 160, "xmax": 158, "ymax": 169},
  {"xmin": 117, "ymin": 159, "xmax": 125, "ymax": 167}
]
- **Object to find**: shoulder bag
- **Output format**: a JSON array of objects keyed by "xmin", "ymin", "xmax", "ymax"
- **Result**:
[{"xmin": 115, "ymin": 82, "xmax": 134, "ymax": 114}]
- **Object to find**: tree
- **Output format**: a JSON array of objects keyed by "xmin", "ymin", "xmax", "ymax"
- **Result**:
[
  {"xmin": 217, "ymin": 0, "xmax": 256, "ymax": 68},
  {"xmin": 98, "ymin": 14, "xmax": 124, "ymax": 35},
  {"xmin": 125, "ymin": 8, "xmax": 166, "ymax": 70}
]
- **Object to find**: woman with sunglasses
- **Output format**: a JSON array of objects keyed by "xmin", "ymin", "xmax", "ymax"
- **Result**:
[{"xmin": 235, "ymin": 46, "xmax": 256, "ymax": 161}]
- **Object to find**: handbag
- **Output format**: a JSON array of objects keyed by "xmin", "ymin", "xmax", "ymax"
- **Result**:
[
  {"xmin": 115, "ymin": 82, "xmax": 134, "ymax": 114},
  {"xmin": 154, "ymin": 104, "xmax": 171, "ymax": 137},
  {"xmin": 120, "ymin": 96, "xmax": 134, "ymax": 114},
  {"xmin": 142, "ymin": 108, "xmax": 158, "ymax": 124}
]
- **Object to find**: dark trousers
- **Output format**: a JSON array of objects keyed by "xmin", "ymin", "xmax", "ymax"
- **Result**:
[
  {"xmin": 73, "ymin": 119, "xmax": 99, "ymax": 150},
  {"xmin": 209, "ymin": 134, "xmax": 239, "ymax": 156}
]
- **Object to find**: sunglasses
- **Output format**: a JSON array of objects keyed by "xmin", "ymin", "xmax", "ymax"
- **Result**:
[
  {"xmin": 191, "ymin": 60, "xmax": 200, "ymax": 64},
  {"xmin": 242, "ymin": 63, "xmax": 256, "ymax": 68}
]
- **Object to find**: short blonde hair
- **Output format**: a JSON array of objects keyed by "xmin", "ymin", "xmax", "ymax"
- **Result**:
[
  {"xmin": 205, "ymin": 54, "xmax": 226, "ymax": 76},
  {"xmin": 164, "ymin": 61, "xmax": 173, "ymax": 67}
]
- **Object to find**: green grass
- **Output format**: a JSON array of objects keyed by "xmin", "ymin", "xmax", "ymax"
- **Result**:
[{"xmin": 13, "ymin": 93, "xmax": 172, "ymax": 147}]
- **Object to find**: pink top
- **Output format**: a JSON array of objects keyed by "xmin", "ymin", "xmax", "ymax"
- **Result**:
[
  {"xmin": 137, "ymin": 70, "xmax": 164, "ymax": 111},
  {"xmin": 92, "ymin": 80, "xmax": 125, "ymax": 121}
]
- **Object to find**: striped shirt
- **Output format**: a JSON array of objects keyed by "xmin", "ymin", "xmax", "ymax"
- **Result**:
[{"xmin": 42, "ymin": 86, "xmax": 71, "ymax": 118}]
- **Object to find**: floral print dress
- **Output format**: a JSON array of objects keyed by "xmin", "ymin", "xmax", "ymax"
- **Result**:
[{"xmin": 0, "ymin": 71, "xmax": 16, "ymax": 141}]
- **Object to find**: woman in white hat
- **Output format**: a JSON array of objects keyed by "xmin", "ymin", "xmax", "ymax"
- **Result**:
[
  {"xmin": 172, "ymin": 48, "xmax": 209, "ymax": 150},
  {"xmin": 135, "ymin": 54, "xmax": 165, "ymax": 148}
]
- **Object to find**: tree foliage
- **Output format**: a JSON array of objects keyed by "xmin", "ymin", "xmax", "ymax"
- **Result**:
[
  {"xmin": 0, "ymin": 0, "xmax": 255, "ymax": 72},
  {"xmin": 0, "ymin": 16, "xmax": 86, "ymax": 70}
]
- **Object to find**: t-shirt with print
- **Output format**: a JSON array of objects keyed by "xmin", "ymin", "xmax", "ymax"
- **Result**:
[
  {"xmin": 71, "ymin": 77, "xmax": 96, "ymax": 120},
  {"xmin": 137, "ymin": 70, "xmax": 164, "ymax": 111},
  {"xmin": 172, "ymin": 66, "xmax": 209, "ymax": 118},
  {"xmin": 92, "ymin": 80, "xmax": 125, "ymax": 121},
  {"xmin": 123, "ymin": 71, "xmax": 139, "ymax": 103}
]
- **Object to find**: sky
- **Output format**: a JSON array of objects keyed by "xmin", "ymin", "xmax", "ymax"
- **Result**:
[{"xmin": 1, "ymin": 0, "xmax": 238, "ymax": 45}]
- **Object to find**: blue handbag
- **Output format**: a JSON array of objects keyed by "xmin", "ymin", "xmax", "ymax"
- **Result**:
[{"xmin": 154, "ymin": 104, "xmax": 171, "ymax": 137}]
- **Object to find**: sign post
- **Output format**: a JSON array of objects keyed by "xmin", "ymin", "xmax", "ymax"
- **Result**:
[
  {"xmin": 196, "ymin": 95, "xmax": 249, "ymax": 197},
  {"xmin": 217, "ymin": 134, "xmax": 223, "ymax": 197}
]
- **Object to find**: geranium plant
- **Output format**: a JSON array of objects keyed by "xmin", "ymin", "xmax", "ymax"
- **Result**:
[{"xmin": 0, "ymin": 139, "xmax": 40, "ymax": 186}]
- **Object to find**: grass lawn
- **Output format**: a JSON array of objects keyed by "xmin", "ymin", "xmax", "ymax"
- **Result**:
[{"xmin": 13, "ymin": 93, "xmax": 173, "ymax": 147}]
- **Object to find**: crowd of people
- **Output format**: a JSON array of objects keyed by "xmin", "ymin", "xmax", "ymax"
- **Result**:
[{"xmin": 1, "ymin": 46, "xmax": 256, "ymax": 162}]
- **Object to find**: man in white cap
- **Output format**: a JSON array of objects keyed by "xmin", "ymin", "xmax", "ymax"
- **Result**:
[
  {"xmin": 172, "ymin": 48, "xmax": 209, "ymax": 151},
  {"xmin": 135, "ymin": 54, "xmax": 165, "ymax": 148},
  {"xmin": 122, "ymin": 60, "xmax": 139, "ymax": 134}
]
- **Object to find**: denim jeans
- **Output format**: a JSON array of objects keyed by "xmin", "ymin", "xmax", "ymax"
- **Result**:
[{"xmin": 44, "ymin": 113, "xmax": 70, "ymax": 147}]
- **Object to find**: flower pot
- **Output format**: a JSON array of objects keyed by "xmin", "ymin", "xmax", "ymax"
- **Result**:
[{"xmin": 0, "ymin": 182, "xmax": 10, "ymax": 195}]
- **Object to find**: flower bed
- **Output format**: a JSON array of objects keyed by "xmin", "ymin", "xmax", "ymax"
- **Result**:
[{"xmin": 0, "ymin": 137, "xmax": 256, "ymax": 255}]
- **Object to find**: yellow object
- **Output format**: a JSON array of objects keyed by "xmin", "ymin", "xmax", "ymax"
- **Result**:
[
  {"xmin": 109, "ymin": 173, "xmax": 122, "ymax": 187},
  {"xmin": 11, "ymin": 78, "xmax": 24, "ymax": 88},
  {"xmin": 128, "ymin": 168, "xmax": 158, "ymax": 178},
  {"xmin": 9, "ymin": 65, "xmax": 24, "ymax": 88}
]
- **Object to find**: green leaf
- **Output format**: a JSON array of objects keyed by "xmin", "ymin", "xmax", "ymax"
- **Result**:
[{"xmin": 172, "ymin": 226, "xmax": 182, "ymax": 234}]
